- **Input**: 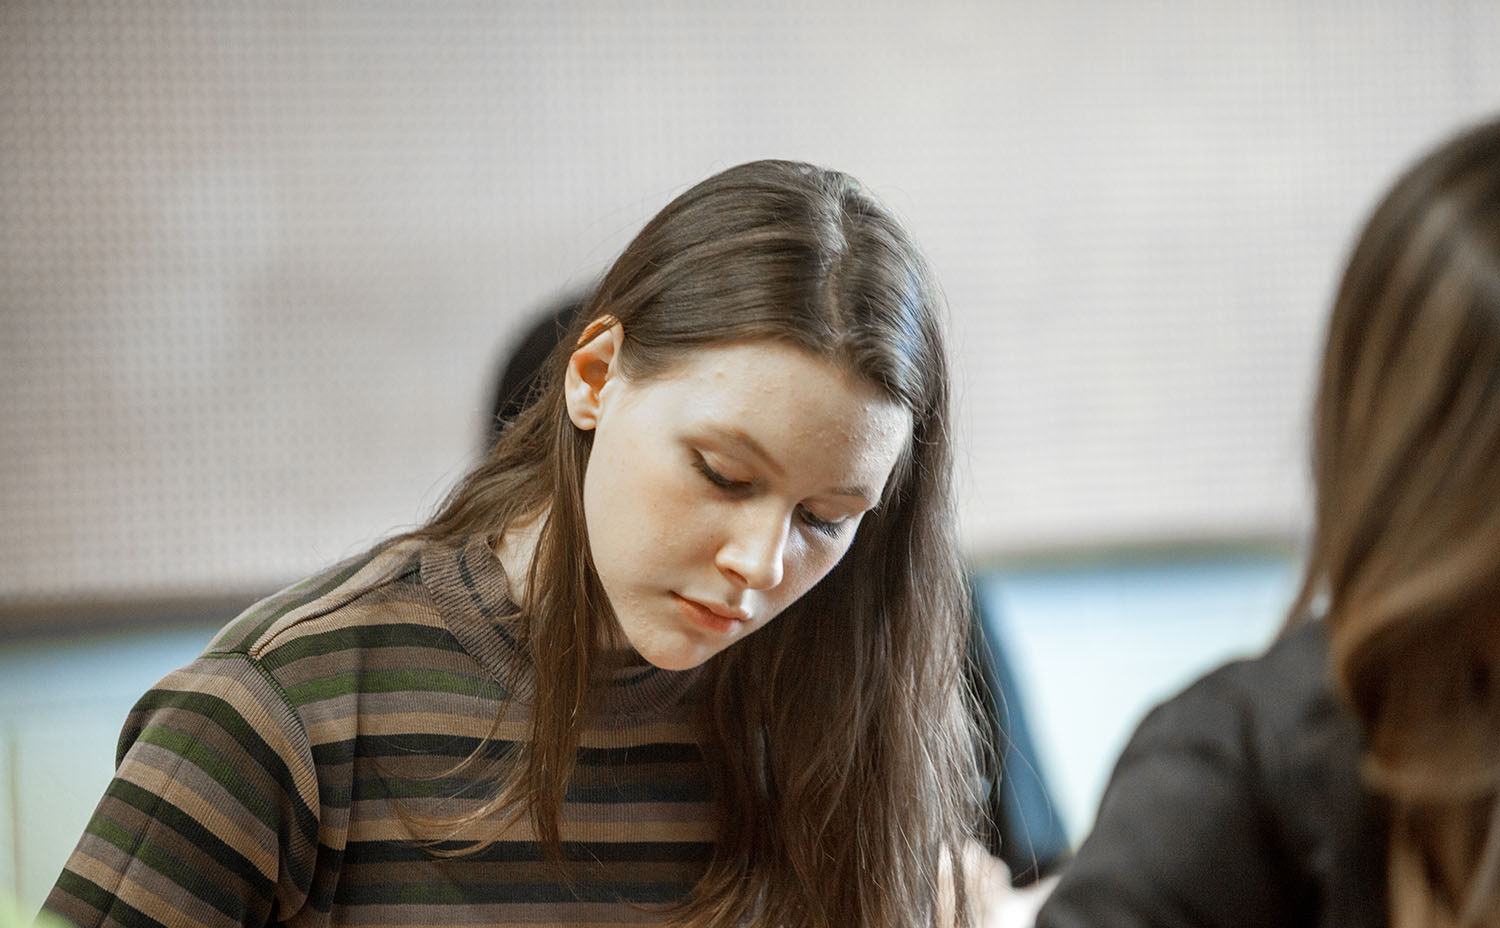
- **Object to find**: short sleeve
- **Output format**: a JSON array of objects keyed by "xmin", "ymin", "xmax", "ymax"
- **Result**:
[
  {"xmin": 42, "ymin": 654, "xmax": 321, "ymax": 928},
  {"xmin": 1036, "ymin": 666, "xmax": 1302, "ymax": 928}
]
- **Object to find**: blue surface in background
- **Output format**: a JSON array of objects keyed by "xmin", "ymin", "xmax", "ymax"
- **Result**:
[{"xmin": 977, "ymin": 553, "xmax": 1297, "ymax": 841}]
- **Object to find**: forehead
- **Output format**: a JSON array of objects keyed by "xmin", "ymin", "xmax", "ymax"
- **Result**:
[{"xmin": 630, "ymin": 341, "xmax": 912, "ymax": 490}]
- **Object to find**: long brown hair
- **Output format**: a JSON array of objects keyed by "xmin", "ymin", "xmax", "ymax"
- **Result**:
[
  {"xmin": 411, "ymin": 160, "xmax": 981, "ymax": 926},
  {"xmin": 1288, "ymin": 118, "xmax": 1500, "ymax": 927}
]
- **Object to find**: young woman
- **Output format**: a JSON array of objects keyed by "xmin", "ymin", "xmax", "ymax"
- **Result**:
[
  {"xmin": 43, "ymin": 160, "xmax": 988, "ymax": 927},
  {"xmin": 1037, "ymin": 117, "xmax": 1500, "ymax": 928}
]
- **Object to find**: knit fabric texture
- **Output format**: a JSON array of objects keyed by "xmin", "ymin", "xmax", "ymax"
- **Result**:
[{"xmin": 43, "ymin": 535, "xmax": 714, "ymax": 927}]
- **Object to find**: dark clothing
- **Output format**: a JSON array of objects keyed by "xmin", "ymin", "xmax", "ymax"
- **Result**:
[{"xmin": 1037, "ymin": 620, "xmax": 1388, "ymax": 928}]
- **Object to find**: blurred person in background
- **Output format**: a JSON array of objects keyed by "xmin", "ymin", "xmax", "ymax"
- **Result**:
[
  {"xmin": 1038, "ymin": 116, "xmax": 1500, "ymax": 928},
  {"xmin": 43, "ymin": 159, "xmax": 1003, "ymax": 927}
]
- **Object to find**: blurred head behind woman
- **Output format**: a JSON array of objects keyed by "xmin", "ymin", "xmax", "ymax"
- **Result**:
[
  {"xmin": 1290, "ymin": 118, "xmax": 1500, "ymax": 927},
  {"xmin": 415, "ymin": 159, "xmax": 980, "ymax": 927}
]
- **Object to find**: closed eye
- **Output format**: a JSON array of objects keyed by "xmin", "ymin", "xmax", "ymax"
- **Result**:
[
  {"xmin": 695, "ymin": 451, "xmax": 851, "ymax": 538},
  {"xmin": 692, "ymin": 454, "xmax": 752, "ymax": 493},
  {"xmin": 797, "ymin": 505, "xmax": 848, "ymax": 539}
]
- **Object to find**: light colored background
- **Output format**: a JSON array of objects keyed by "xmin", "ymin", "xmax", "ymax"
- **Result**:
[
  {"xmin": 5, "ymin": 0, "xmax": 1499, "ymax": 601},
  {"xmin": 3, "ymin": 0, "xmax": 1499, "ymax": 915}
]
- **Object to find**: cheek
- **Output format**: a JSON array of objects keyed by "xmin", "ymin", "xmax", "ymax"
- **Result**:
[
  {"xmin": 582, "ymin": 444, "xmax": 659, "ymax": 563},
  {"xmin": 780, "ymin": 533, "xmax": 856, "ymax": 603},
  {"xmin": 598, "ymin": 449, "xmax": 709, "ymax": 550}
]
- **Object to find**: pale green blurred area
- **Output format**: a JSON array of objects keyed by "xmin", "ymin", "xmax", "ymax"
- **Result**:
[
  {"xmin": 0, "ymin": 622, "xmax": 222, "ymax": 917},
  {"xmin": 1, "ymin": 891, "xmax": 70, "ymax": 927}
]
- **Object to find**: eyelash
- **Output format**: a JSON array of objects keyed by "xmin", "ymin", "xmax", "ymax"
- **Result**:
[
  {"xmin": 692, "ymin": 456, "xmax": 746, "ymax": 492},
  {"xmin": 797, "ymin": 507, "xmax": 844, "ymax": 539},
  {"xmin": 692, "ymin": 455, "xmax": 845, "ymax": 539}
]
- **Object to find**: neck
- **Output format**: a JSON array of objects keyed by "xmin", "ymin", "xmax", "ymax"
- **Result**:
[
  {"xmin": 492, "ymin": 507, "xmax": 546, "ymax": 606},
  {"xmin": 491, "ymin": 507, "xmax": 638, "ymax": 658}
]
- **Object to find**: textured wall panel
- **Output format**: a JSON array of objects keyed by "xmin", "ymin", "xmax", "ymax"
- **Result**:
[{"xmin": 2, "ymin": 0, "xmax": 1497, "ymax": 600}]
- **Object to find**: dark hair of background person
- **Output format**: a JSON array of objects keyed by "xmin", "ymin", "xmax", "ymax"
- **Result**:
[
  {"xmin": 1285, "ymin": 117, "xmax": 1500, "ymax": 927},
  {"xmin": 491, "ymin": 294, "xmax": 1070, "ymax": 887},
  {"xmin": 487, "ymin": 295, "xmax": 589, "ymax": 445},
  {"xmin": 410, "ymin": 159, "xmax": 983, "ymax": 927}
]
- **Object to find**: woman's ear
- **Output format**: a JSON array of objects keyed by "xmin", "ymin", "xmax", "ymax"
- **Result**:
[{"xmin": 564, "ymin": 316, "xmax": 624, "ymax": 431}]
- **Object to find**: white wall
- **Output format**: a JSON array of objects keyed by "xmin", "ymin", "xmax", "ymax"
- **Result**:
[{"xmin": 4, "ymin": 1, "xmax": 1498, "ymax": 602}]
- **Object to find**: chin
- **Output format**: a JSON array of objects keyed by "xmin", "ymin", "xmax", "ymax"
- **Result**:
[
  {"xmin": 637, "ymin": 645, "xmax": 716, "ymax": 672},
  {"xmin": 624, "ymin": 627, "xmax": 722, "ymax": 671}
]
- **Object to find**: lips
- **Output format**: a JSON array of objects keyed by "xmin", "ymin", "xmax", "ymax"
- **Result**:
[{"xmin": 673, "ymin": 594, "xmax": 748, "ymax": 634}]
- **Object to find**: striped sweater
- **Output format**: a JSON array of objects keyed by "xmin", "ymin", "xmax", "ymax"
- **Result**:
[{"xmin": 43, "ymin": 535, "xmax": 715, "ymax": 927}]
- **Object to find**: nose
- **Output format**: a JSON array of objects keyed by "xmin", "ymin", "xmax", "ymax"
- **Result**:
[{"xmin": 715, "ymin": 507, "xmax": 788, "ymax": 591}]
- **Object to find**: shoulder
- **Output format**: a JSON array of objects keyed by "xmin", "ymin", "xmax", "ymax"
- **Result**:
[
  {"xmin": 59, "ymin": 651, "xmax": 326, "ymax": 927},
  {"xmin": 203, "ymin": 538, "xmax": 438, "ymax": 663},
  {"xmin": 188, "ymin": 536, "xmax": 515, "ymax": 747},
  {"xmin": 1039, "ymin": 621, "xmax": 1385, "ymax": 928},
  {"xmin": 183, "ymin": 539, "xmax": 475, "ymax": 728},
  {"xmin": 1118, "ymin": 620, "xmax": 1373, "ymax": 856},
  {"xmin": 1127, "ymin": 619, "xmax": 1334, "ymax": 758}
]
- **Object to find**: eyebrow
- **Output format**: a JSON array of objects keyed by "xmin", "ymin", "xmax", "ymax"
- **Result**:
[{"xmin": 701, "ymin": 425, "xmax": 879, "ymax": 505}]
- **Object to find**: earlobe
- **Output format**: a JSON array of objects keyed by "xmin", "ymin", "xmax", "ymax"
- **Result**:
[{"xmin": 564, "ymin": 316, "xmax": 624, "ymax": 431}]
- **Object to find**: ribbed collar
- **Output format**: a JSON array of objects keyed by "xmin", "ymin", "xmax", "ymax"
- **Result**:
[{"xmin": 420, "ymin": 534, "xmax": 702, "ymax": 719}]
